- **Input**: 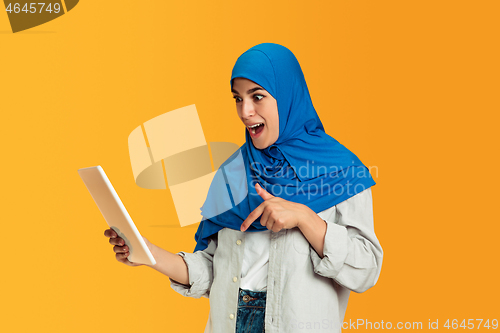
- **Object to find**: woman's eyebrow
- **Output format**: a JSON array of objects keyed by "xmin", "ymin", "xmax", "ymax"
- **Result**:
[{"xmin": 231, "ymin": 87, "xmax": 265, "ymax": 95}]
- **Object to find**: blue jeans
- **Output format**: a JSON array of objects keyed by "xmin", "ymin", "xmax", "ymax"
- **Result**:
[{"xmin": 235, "ymin": 288, "xmax": 267, "ymax": 333}]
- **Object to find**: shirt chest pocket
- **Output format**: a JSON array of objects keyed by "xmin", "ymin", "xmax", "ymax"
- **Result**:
[{"xmin": 290, "ymin": 228, "xmax": 311, "ymax": 255}]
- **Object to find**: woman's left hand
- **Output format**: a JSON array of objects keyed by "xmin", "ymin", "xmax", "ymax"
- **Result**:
[{"xmin": 240, "ymin": 183, "xmax": 310, "ymax": 232}]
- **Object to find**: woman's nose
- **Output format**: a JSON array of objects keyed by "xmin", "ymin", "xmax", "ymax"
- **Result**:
[{"xmin": 240, "ymin": 99, "xmax": 255, "ymax": 119}]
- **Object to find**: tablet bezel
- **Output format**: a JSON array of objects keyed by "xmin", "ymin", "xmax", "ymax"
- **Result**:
[{"xmin": 78, "ymin": 165, "xmax": 156, "ymax": 266}]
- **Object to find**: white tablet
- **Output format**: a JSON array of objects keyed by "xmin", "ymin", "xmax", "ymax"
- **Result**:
[{"xmin": 78, "ymin": 165, "xmax": 156, "ymax": 265}]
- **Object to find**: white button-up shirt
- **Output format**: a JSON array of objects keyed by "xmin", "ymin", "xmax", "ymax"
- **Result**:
[{"xmin": 170, "ymin": 188, "xmax": 383, "ymax": 332}]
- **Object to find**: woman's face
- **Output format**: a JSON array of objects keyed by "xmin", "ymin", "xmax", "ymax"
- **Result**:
[{"xmin": 232, "ymin": 78, "xmax": 279, "ymax": 149}]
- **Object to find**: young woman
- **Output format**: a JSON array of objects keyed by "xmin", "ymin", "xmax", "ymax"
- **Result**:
[{"xmin": 105, "ymin": 43, "xmax": 383, "ymax": 333}]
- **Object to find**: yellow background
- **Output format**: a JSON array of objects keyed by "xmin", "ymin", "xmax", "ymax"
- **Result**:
[{"xmin": 1, "ymin": 0, "xmax": 499, "ymax": 332}]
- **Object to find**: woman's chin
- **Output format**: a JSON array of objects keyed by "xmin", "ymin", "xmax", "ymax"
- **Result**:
[{"xmin": 253, "ymin": 141, "xmax": 271, "ymax": 150}]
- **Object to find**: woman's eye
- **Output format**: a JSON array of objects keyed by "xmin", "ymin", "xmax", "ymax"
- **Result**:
[
  {"xmin": 233, "ymin": 96, "xmax": 242, "ymax": 102},
  {"xmin": 254, "ymin": 94, "xmax": 264, "ymax": 101}
]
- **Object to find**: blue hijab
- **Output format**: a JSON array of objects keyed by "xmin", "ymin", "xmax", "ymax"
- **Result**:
[{"xmin": 193, "ymin": 43, "xmax": 375, "ymax": 252}]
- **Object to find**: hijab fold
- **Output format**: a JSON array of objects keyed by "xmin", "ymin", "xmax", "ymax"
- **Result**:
[{"xmin": 194, "ymin": 43, "xmax": 375, "ymax": 252}]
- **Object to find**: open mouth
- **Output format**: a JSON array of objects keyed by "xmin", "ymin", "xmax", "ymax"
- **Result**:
[{"xmin": 248, "ymin": 123, "xmax": 265, "ymax": 137}]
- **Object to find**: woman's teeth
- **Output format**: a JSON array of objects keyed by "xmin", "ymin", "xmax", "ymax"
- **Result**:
[{"xmin": 248, "ymin": 123, "xmax": 264, "ymax": 134}]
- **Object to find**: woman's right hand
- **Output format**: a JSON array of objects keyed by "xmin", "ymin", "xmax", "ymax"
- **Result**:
[
  {"xmin": 104, "ymin": 228, "xmax": 190, "ymax": 284},
  {"xmin": 104, "ymin": 228, "xmax": 143, "ymax": 267}
]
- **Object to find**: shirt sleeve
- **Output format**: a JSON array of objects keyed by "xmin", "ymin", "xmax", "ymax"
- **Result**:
[
  {"xmin": 169, "ymin": 233, "xmax": 218, "ymax": 299},
  {"xmin": 309, "ymin": 187, "xmax": 383, "ymax": 293}
]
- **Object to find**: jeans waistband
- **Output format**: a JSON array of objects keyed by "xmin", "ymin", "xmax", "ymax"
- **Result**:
[{"xmin": 238, "ymin": 288, "xmax": 267, "ymax": 308}]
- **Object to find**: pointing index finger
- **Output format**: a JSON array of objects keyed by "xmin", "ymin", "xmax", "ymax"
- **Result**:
[{"xmin": 241, "ymin": 204, "xmax": 265, "ymax": 232}]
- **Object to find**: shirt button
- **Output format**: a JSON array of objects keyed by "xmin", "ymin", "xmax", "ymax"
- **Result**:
[
  {"xmin": 233, "ymin": 276, "xmax": 238, "ymax": 282},
  {"xmin": 236, "ymin": 239, "xmax": 242, "ymax": 245},
  {"xmin": 229, "ymin": 313, "xmax": 235, "ymax": 320}
]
